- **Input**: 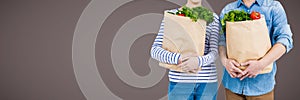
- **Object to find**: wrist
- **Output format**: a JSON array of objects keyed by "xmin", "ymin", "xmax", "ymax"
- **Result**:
[
  {"xmin": 177, "ymin": 54, "xmax": 181, "ymax": 64},
  {"xmin": 221, "ymin": 57, "xmax": 228, "ymax": 66},
  {"xmin": 259, "ymin": 58, "xmax": 269, "ymax": 68}
]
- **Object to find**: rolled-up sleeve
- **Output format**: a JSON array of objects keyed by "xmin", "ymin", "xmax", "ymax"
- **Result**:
[{"xmin": 272, "ymin": 1, "xmax": 293, "ymax": 53}]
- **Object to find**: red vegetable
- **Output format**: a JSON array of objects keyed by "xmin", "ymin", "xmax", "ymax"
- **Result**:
[
  {"xmin": 178, "ymin": 14, "xmax": 185, "ymax": 16},
  {"xmin": 250, "ymin": 11, "xmax": 261, "ymax": 20}
]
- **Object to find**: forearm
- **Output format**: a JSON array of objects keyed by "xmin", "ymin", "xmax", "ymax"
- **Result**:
[
  {"xmin": 150, "ymin": 46, "xmax": 180, "ymax": 64},
  {"xmin": 218, "ymin": 46, "xmax": 227, "ymax": 64},
  {"xmin": 259, "ymin": 43, "xmax": 286, "ymax": 67}
]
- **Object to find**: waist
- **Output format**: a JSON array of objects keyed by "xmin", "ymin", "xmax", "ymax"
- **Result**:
[{"xmin": 168, "ymin": 66, "xmax": 217, "ymax": 83}]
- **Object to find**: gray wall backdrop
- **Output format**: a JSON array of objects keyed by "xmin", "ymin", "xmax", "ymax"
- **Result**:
[{"xmin": 0, "ymin": 0, "xmax": 299, "ymax": 100}]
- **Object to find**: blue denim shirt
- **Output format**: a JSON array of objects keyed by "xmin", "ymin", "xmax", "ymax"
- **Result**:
[{"xmin": 219, "ymin": 0, "xmax": 293, "ymax": 96}]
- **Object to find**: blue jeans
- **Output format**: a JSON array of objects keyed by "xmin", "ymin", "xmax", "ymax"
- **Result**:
[{"xmin": 168, "ymin": 82, "xmax": 218, "ymax": 100}]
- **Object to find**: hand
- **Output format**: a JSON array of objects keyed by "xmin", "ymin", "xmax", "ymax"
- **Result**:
[
  {"xmin": 178, "ymin": 53, "xmax": 198, "ymax": 64},
  {"xmin": 239, "ymin": 60, "xmax": 265, "ymax": 80},
  {"xmin": 178, "ymin": 57, "xmax": 199, "ymax": 73},
  {"xmin": 222, "ymin": 58, "xmax": 245, "ymax": 78}
]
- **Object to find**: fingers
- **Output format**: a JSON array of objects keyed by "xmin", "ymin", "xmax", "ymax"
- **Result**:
[
  {"xmin": 178, "ymin": 61, "xmax": 188, "ymax": 68},
  {"xmin": 226, "ymin": 60, "xmax": 260, "ymax": 80},
  {"xmin": 189, "ymin": 69, "xmax": 197, "ymax": 73},
  {"xmin": 182, "ymin": 67, "xmax": 189, "ymax": 72},
  {"xmin": 230, "ymin": 72, "xmax": 237, "ymax": 78},
  {"xmin": 180, "ymin": 53, "xmax": 198, "ymax": 61},
  {"xmin": 240, "ymin": 73, "xmax": 249, "ymax": 80},
  {"xmin": 240, "ymin": 73, "xmax": 257, "ymax": 80},
  {"xmin": 179, "ymin": 61, "xmax": 191, "ymax": 72},
  {"xmin": 245, "ymin": 69, "xmax": 257, "ymax": 78},
  {"xmin": 237, "ymin": 73, "xmax": 243, "ymax": 78},
  {"xmin": 228, "ymin": 73, "xmax": 234, "ymax": 78},
  {"xmin": 226, "ymin": 66, "xmax": 240, "ymax": 78},
  {"xmin": 227, "ymin": 59, "xmax": 244, "ymax": 75},
  {"xmin": 232, "ymin": 66, "xmax": 245, "ymax": 75},
  {"xmin": 240, "ymin": 68, "xmax": 257, "ymax": 80},
  {"xmin": 181, "ymin": 57, "xmax": 189, "ymax": 63},
  {"xmin": 227, "ymin": 65, "xmax": 244, "ymax": 78},
  {"xmin": 241, "ymin": 61, "xmax": 251, "ymax": 66},
  {"xmin": 182, "ymin": 65, "xmax": 194, "ymax": 73},
  {"xmin": 226, "ymin": 68, "xmax": 237, "ymax": 78},
  {"xmin": 231, "ymin": 60, "xmax": 241, "ymax": 67}
]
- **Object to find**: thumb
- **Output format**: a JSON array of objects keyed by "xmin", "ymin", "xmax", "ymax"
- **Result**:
[
  {"xmin": 241, "ymin": 61, "xmax": 250, "ymax": 66},
  {"xmin": 231, "ymin": 60, "xmax": 240, "ymax": 67},
  {"xmin": 178, "ymin": 61, "xmax": 188, "ymax": 68},
  {"xmin": 181, "ymin": 57, "xmax": 189, "ymax": 63}
]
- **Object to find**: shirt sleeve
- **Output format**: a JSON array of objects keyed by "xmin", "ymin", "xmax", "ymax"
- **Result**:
[
  {"xmin": 271, "ymin": 1, "xmax": 293, "ymax": 53},
  {"xmin": 150, "ymin": 19, "xmax": 181, "ymax": 64},
  {"xmin": 198, "ymin": 14, "xmax": 220, "ymax": 67},
  {"xmin": 218, "ymin": 8, "xmax": 227, "ymax": 46}
]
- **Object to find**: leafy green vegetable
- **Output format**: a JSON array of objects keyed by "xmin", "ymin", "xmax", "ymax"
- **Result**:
[
  {"xmin": 174, "ymin": 6, "xmax": 214, "ymax": 25},
  {"xmin": 221, "ymin": 10, "xmax": 251, "ymax": 34},
  {"xmin": 192, "ymin": 7, "xmax": 214, "ymax": 24}
]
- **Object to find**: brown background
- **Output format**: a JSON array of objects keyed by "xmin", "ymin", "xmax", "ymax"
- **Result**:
[{"xmin": 0, "ymin": 0, "xmax": 299, "ymax": 100}]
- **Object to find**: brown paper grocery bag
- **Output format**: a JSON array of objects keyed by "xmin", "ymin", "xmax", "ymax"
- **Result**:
[
  {"xmin": 226, "ymin": 16, "xmax": 273, "ymax": 74},
  {"xmin": 158, "ymin": 11, "xmax": 207, "ymax": 73}
]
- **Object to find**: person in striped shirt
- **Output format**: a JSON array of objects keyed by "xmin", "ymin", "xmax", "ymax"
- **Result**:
[{"xmin": 150, "ymin": 0, "xmax": 220, "ymax": 100}]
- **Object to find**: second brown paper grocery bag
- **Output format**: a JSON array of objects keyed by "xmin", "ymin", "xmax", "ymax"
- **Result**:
[{"xmin": 226, "ymin": 16, "xmax": 273, "ymax": 74}]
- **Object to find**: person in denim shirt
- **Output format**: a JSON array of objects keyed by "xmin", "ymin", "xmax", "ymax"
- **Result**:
[{"xmin": 218, "ymin": 0, "xmax": 293, "ymax": 99}]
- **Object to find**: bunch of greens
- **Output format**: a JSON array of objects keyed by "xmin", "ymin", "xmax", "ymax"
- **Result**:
[
  {"xmin": 170, "ymin": 6, "xmax": 214, "ymax": 25},
  {"xmin": 221, "ymin": 10, "xmax": 251, "ymax": 34},
  {"xmin": 192, "ymin": 7, "xmax": 214, "ymax": 24}
]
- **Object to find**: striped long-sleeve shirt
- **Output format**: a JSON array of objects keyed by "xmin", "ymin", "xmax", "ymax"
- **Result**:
[{"xmin": 150, "ymin": 9, "xmax": 220, "ymax": 83}]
